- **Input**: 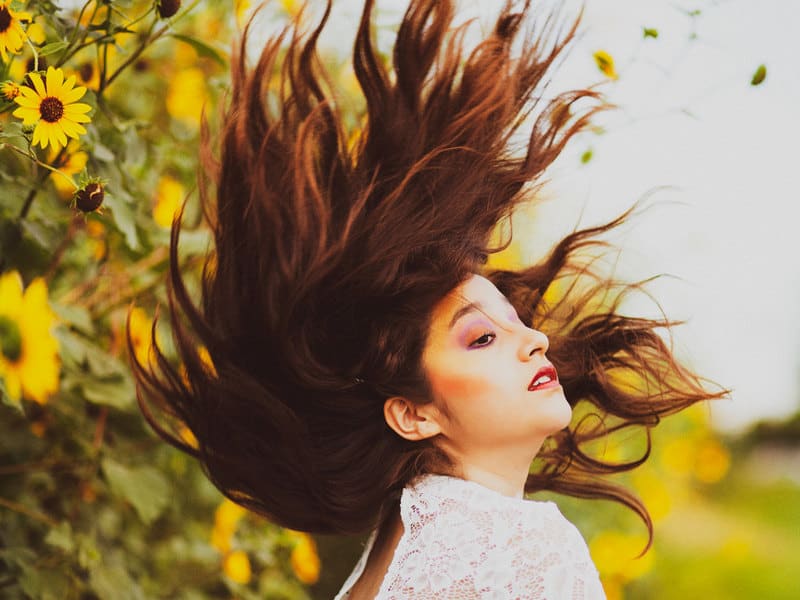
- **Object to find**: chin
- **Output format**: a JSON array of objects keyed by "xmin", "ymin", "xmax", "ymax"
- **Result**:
[{"xmin": 540, "ymin": 388, "xmax": 573, "ymax": 433}]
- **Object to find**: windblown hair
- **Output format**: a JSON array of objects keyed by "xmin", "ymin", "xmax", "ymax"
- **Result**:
[{"xmin": 128, "ymin": 0, "xmax": 724, "ymax": 545}]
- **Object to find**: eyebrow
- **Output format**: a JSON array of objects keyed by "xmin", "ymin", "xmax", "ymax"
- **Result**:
[
  {"xmin": 448, "ymin": 297, "xmax": 515, "ymax": 330},
  {"xmin": 448, "ymin": 302, "xmax": 482, "ymax": 330}
]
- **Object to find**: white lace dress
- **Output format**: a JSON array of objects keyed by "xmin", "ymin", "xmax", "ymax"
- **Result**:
[{"xmin": 334, "ymin": 474, "xmax": 605, "ymax": 599}]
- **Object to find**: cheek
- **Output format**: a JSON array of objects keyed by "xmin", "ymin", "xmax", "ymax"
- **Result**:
[{"xmin": 426, "ymin": 360, "xmax": 502, "ymax": 411}]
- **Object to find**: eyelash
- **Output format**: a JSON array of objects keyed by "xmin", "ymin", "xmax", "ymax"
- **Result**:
[{"xmin": 469, "ymin": 331, "xmax": 496, "ymax": 348}]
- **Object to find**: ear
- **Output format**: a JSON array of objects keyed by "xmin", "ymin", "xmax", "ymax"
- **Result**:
[{"xmin": 383, "ymin": 396, "xmax": 443, "ymax": 441}]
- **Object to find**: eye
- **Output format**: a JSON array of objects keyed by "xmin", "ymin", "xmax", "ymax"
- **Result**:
[{"xmin": 469, "ymin": 331, "xmax": 496, "ymax": 348}]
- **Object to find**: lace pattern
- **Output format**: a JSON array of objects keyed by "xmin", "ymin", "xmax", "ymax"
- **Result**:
[{"xmin": 335, "ymin": 474, "xmax": 606, "ymax": 599}]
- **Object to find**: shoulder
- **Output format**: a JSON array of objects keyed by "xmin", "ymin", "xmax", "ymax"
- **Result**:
[{"xmin": 377, "ymin": 475, "xmax": 605, "ymax": 598}]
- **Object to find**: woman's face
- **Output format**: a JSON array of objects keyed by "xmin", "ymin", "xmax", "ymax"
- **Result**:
[{"xmin": 420, "ymin": 274, "xmax": 572, "ymax": 471}]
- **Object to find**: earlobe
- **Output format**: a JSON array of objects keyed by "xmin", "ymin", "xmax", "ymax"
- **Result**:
[{"xmin": 383, "ymin": 396, "xmax": 442, "ymax": 441}]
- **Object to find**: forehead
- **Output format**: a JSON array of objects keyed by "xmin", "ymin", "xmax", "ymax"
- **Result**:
[{"xmin": 428, "ymin": 274, "xmax": 509, "ymax": 326}]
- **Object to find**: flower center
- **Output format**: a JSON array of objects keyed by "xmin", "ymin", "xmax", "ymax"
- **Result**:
[
  {"xmin": 39, "ymin": 96, "xmax": 64, "ymax": 123},
  {"xmin": 0, "ymin": 316, "xmax": 22, "ymax": 363},
  {"xmin": 0, "ymin": 8, "xmax": 12, "ymax": 34},
  {"xmin": 79, "ymin": 62, "xmax": 94, "ymax": 83}
]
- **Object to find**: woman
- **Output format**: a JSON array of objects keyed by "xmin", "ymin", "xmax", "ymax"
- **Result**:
[{"xmin": 128, "ymin": 0, "xmax": 724, "ymax": 597}]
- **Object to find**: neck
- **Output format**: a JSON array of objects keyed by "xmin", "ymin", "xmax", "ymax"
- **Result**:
[{"xmin": 446, "ymin": 440, "xmax": 544, "ymax": 499}]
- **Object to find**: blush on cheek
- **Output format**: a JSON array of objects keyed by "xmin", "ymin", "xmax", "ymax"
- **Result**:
[{"xmin": 430, "ymin": 369, "xmax": 483, "ymax": 405}]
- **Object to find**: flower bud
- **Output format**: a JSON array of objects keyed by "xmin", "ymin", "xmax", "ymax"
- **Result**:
[
  {"xmin": 75, "ymin": 182, "xmax": 105, "ymax": 213},
  {"xmin": 157, "ymin": 0, "xmax": 181, "ymax": 18}
]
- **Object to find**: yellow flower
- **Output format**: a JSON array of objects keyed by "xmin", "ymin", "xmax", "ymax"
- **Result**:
[
  {"xmin": 290, "ymin": 532, "xmax": 321, "ymax": 585},
  {"xmin": 25, "ymin": 20, "xmax": 45, "ymax": 45},
  {"xmin": 593, "ymin": 50, "xmax": 618, "ymax": 80},
  {"xmin": 153, "ymin": 175, "xmax": 185, "ymax": 228},
  {"xmin": 211, "ymin": 498, "xmax": 247, "ymax": 554},
  {"xmin": 166, "ymin": 67, "xmax": 207, "ymax": 127},
  {"xmin": 48, "ymin": 142, "xmax": 88, "ymax": 199},
  {"xmin": 74, "ymin": 60, "xmax": 100, "ymax": 91},
  {"xmin": 222, "ymin": 550, "xmax": 252, "ymax": 584},
  {"xmin": 589, "ymin": 530, "xmax": 653, "ymax": 583},
  {"xmin": 235, "ymin": 0, "xmax": 251, "ymax": 27},
  {"xmin": 13, "ymin": 66, "xmax": 92, "ymax": 150},
  {"xmin": 1, "ymin": 79, "xmax": 19, "ymax": 100},
  {"xmin": 693, "ymin": 437, "xmax": 731, "ymax": 484},
  {"xmin": 126, "ymin": 307, "xmax": 156, "ymax": 368},
  {"xmin": 0, "ymin": 271, "xmax": 60, "ymax": 406},
  {"xmin": 0, "ymin": 2, "xmax": 32, "ymax": 63},
  {"xmin": 179, "ymin": 345, "xmax": 217, "ymax": 387}
]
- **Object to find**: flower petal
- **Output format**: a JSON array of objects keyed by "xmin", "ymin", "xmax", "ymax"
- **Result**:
[
  {"xmin": 64, "ymin": 112, "xmax": 91, "ymax": 124},
  {"xmin": 31, "ymin": 122, "xmax": 45, "ymax": 148},
  {"xmin": 0, "ymin": 271, "xmax": 24, "ymax": 315},
  {"xmin": 46, "ymin": 67, "xmax": 64, "ymax": 96},
  {"xmin": 13, "ymin": 93, "xmax": 40, "ymax": 108},
  {"xmin": 63, "ymin": 102, "xmax": 91, "ymax": 114},
  {"xmin": 12, "ymin": 106, "xmax": 40, "ymax": 125},
  {"xmin": 29, "ymin": 72, "xmax": 46, "ymax": 98}
]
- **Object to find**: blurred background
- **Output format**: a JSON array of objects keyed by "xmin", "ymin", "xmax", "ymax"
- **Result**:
[{"xmin": 0, "ymin": 0, "xmax": 797, "ymax": 598}]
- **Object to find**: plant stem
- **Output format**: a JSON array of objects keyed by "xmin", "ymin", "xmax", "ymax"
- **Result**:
[{"xmin": 0, "ymin": 496, "xmax": 58, "ymax": 527}]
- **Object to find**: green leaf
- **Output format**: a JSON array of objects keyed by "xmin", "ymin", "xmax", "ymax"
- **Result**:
[
  {"xmin": 170, "ymin": 34, "xmax": 227, "ymax": 67},
  {"xmin": 103, "ymin": 191, "xmax": 141, "ymax": 251},
  {"xmin": 102, "ymin": 458, "xmax": 171, "ymax": 525},
  {"xmin": 751, "ymin": 64, "xmax": 767, "ymax": 86},
  {"xmin": 643, "ymin": 27, "xmax": 659, "ymax": 39},
  {"xmin": 581, "ymin": 149, "xmax": 593, "ymax": 164},
  {"xmin": 89, "ymin": 564, "xmax": 145, "ymax": 600},
  {"xmin": 79, "ymin": 374, "xmax": 135, "ymax": 409},
  {"xmin": 54, "ymin": 329, "xmax": 129, "ymax": 378},
  {"xmin": 19, "ymin": 567, "xmax": 72, "ymax": 600},
  {"xmin": 38, "ymin": 41, "xmax": 69, "ymax": 57},
  {"xmin": 44, "ymin": 521, "xmax": 75, "ymax": 553},
  {"xmin": 51, "ymin": 302, "xmax": 95, "ymax": 336}
]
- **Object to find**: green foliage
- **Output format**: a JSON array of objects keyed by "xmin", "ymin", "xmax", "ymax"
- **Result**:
[{"xmin": 0, "ymin": 1, "xmax": 321, "ymax": 597}]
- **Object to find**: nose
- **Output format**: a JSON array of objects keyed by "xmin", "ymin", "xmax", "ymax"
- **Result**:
[{"xmin": 519, "ymin": 325, "xmax": 548, "ymax": 360}]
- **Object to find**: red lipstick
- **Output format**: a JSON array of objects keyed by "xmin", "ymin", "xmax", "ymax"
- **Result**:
[{"xmin": 528, "ymin": 365, "xmax": 559, "ymax": 391}]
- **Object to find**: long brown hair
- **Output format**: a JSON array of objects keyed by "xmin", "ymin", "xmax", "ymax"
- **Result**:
[{"xmin": 128, "ymin": 0, "xmax": 725, "ymax": 545}]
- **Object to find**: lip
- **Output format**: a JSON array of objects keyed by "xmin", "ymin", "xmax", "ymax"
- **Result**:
[{"xmin": 528, "ymin": 364, "xmax": 559, "ymax": 391}]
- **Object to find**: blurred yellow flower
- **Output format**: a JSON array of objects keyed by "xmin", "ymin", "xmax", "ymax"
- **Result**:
[
  {"xmin": 693, "ymin": 437, "xmax": 731, "ymax": 484},
  {"xmin": 290, "ymin": 532, "xmax": 321, "ymax": 585},
  {"xmin": 74, "ymin": 60, "xmax": 100, "ymax": 91},
  {"xmin": 179, "ymin": 345, "xmax": 217, "ymax": 386},
  {"xmin": 235, "ymin": 0, "xmax": 251, "ymax": 26},
  {"xmin": 177, "ymin": 423, "xmax": 198, "ymax": 450},
  {"xmin": 1, "ymin": 79, "xmax": 19, "ymax": 100},
  {"xmin": 85, "ymin": 218, "xmax": 107, "ymax": 260},
  {"xmin": 153, "ymin": 175, "xmax": 185, "ymax": 228},
  {"xmin": 0, "ymin": 271, "xmax": 60, "ymax": 406},
  {"xmin": 222, "ymin": 549, "xmax": 252, "ymax": 584},
  {"xmin": 25, "ymin": 19, "xmax": 45, "ymax": 45},
  {"xmin": 593, "ymin": 50, "xmax": 618, "ymax": 80},
  {"xmin": 127, "ymin": 306, "xmax": 157, "ymax": 368},
  {"xmin": 0, "ymin": 2, "xmax": 32, "ymax": 63},
  {"xmin": 48, "ymin": 143, "xmax": 87, "ymax": 199},
  {"xmin": 166, "ymin": 67, "xmax": 207, "ymax": 127},
  {"xmin": 280, "ymin": 0, "xmax": 302, "ymax": 18},
  {"xmin": 661, "ymin": 436, "xmax": 695, "ymax": 477},
  {"xmin": 631, "ymin": 469, "xmax": 671, "ymax": 522},
  {"xmin": 13, "ymin": 66, "xmax": 92, "ymax": 150},
  {"xmin": 211, "ymin": 498, "xmax": 247, "ymax": 554},
  {"xmin": 590, "ymin": 530, "xmax": 654, "ymax": 582}
]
